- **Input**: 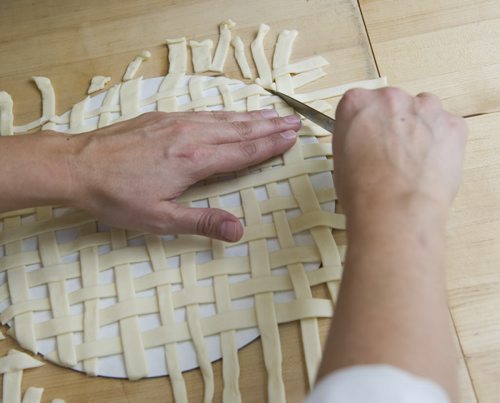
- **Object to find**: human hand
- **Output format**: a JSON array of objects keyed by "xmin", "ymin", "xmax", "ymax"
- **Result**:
[
  {"xmin": 333, "ymin": 87, "xmax": 467, "ymax": 220},
  {"xmin": 69, "ymin": 110, "xmax": 300, "ymax": 241}
]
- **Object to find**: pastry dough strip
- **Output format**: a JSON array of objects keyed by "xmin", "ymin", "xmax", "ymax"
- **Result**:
[
  {"xmin": 180, "ymin": 246, "xmax": 214, "ymax": 403},
  {"xmin": 273, "ymin": 29, "xmax": 325, "ymax": 388},
  {"xmin": 22, "ymin": 386, "xmax": 44, "ymax": 403},
  {"xmin": 145, "ymin": 234, "xmax": 188, "ymax": 403},
  {"xmin": 80, "ymin": 222, "xmax": 100, "ymax": 376},
  {"xmin": 4, "ymin": 217, "xmax": 37, "ymax": 352},
  {"xmin": 167, "ymin": 38, "xmax": 187, "ymax": 74},
  {"xmin": 0, "ymin": 91, "xmax": 13, "ymax": 135},
  {"xmin": 111, "ymin": 228, "xmax": 148, "ymax": 380},
  {"xmin": 123, "ymin": 51, "xmax": 151, "ymax": 81},
  {"xmin": 251, "ymin": 24, "xmax": 273, "ymax": 88},
  {"xmin": 211, "ymin": 20, "xmax": 235, "ymax": 73},
  {"xmin": 232, "ymin": 36, "xmax": 253, "ymax": 79},
  {"xmin": 190, "ymin": 40, "xmax": 213, "ymax": 73},
  {"xmin": 210, "ymin": 196, "xmax": 241, "ymax": 403},
  {"xmin": 87, "ymin": 76, "xmax": 111, "ymax": 94},
  {"xmin": 32, "ymin": 76, "xmax": 55, "ymax": 121},
  {"xmin": 242, "ymin": 185, "xmax": 286, "ymax": 403},
  {"xmin": 37, "ymin": 206, "xmax": 76, "ymax": 366}
]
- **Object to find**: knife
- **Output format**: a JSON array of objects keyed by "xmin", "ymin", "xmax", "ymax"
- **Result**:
[{"xmin": 266, "ymin": 88, "xmax": 335, "ymax": 133}]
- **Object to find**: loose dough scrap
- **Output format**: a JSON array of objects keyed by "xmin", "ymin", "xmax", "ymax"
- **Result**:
[
  {"xmin": 22, "ymin": 387, "xmax": 44, "ymax": 403},
  {"xmin": 0, "ymin": 21, "xmax": 387, "ymax": 403},
  {"xmin": 0, "ymin": 349, "xmax": 43, "ymax": 403},
  {"xmin": 87, "ymin": 75, "xmax": 111, "ymax": 94},
  {"xmin": 190, "ymin": 40, "xmax": 213, "ymax": 73}
]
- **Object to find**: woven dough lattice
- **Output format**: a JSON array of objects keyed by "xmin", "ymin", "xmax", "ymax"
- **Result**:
[{"xmin": 0, "ymin": 23, "xmax": 386, "ymax": 402}]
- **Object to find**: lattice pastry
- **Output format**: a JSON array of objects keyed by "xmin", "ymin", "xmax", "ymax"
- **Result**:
[{"xmin": 0, "ymin": 22, "xmax": 387, "ymax": 402}]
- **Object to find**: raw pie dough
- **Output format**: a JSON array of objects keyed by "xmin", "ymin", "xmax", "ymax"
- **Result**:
[{"xmin": 0, "ymin": 21, "xmax": 387, "ymax": 403}]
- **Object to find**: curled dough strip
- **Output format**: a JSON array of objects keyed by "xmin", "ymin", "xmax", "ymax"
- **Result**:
[
  {"xmin": 273, "ymin": 29, "xmax": 298, "ymax": 70},
  {"xmin": 211, "ymin": 19, "xmax": 235, "ymax": 73},
  {"xmin": 32, "ymin": 76, "xmax": 55, "ymax": 121},
  {"xmin": 251, "ymin": 24, "xmax": 273, "ymax": 88},
  {"xmin": 232, "ymin": 36, "xmax": 253, "ymax": 79}
]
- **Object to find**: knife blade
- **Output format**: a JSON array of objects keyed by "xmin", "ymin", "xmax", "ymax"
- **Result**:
[{"xmin": 266, "ymin": 88, "xmax": 335, "ymax": 133}]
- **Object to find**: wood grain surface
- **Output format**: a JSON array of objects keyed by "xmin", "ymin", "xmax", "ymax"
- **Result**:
[
  {"xmin": 359, "ymin": 0, "xmax": 500, "ymax": 117},
  {"xmin": 1, "ymin": 0, "xmax": 499, "ymax": 402}
]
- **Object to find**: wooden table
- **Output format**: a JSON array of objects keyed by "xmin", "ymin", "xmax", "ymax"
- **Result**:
[{"xmin": 0, "ymin": 0, "xmax": 499, "ymax": 401}]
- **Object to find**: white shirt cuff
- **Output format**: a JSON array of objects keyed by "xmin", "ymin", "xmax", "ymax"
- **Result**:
[{"xmin": 304, "ymin": 365, "xmax": 450, "ymax": 403}]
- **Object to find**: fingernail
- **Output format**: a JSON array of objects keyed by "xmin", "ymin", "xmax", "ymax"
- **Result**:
[
  {"xmin": 220, "ymin": 220, "xmax": 241, "ymax": 242},
  {"xmin": 281, "ymin": 130, "xmax": 297, "ymax": 139},
  {"xmin": 261, "ymin": 109, "xmax": 279, "ymax": 118},
  {"xmin": 284, "ymin": 115, "xmax": 301, "ymax": 124}
]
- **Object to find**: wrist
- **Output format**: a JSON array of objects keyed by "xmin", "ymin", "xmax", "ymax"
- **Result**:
[
  {"xmin": 0, "ymin": 131, "xmax": 81, "ymax": 212},
  {"xmin": 346, "ymin": 194, "xmax": 448, "ymax": 245},
  {"xmin": 33, "ymin": 131, "xmax": 81, "ymax": 207}
]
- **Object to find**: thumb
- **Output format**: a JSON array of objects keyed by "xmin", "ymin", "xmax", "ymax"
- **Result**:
[{"xmin": 169, "ymin": 204, "xmax": 244, "ymax": 242}]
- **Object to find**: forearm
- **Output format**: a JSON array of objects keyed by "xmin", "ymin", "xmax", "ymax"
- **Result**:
[
  {"xmin": 318, "ymin": 199, "xmax": 457, "ymax": 399},
  {"xmin": 0, "ymin": 132, "xmax": 77, "ymax": 212}
]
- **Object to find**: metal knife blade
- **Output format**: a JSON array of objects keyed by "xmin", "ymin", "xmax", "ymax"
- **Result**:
[{"xmin": 266, "ymin": 88, "xmax": 335, "ymax": 133}]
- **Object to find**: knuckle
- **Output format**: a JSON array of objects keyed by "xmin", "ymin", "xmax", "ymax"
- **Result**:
[
  {"xmin": 210, "ymin": 110, "xmax": 229, "ymax": 122},
  {"xmin": 342, "ymin": 88, "xmax": 364, "ymax": 103},
  {"xmin": 450, "ymin": 115, "xmax": 467, "ymax": 132},
  {"xmin": 151, "ymin": 220, "xmax": 170, "ymax": 235},
  {"xmin": 270, "ymin": 117, "xmax": 283, "ymax": 130},
  {"xmin": 148, "ymin": 210, "xmax": 174, "ymax": 234},
  {"xmin": 168, "ymin": 119, "xmax": 184, "ymax": 133},
  {"xmin": 172, "ymin": 143, "xmax": 210, "ymax": 162},
  {"xmin": 168, "ymin": 119, "xmax": 193, "ymax": 134},
  {"xmin": 196, "ymin": 211, "xmax": 218, "ymax": 236},
  {"xmin": 240, "ymin": 141, "xmax": 258, "ymax": 158},
  {"xmin": 418, "ymin": 92, "xmax": 441, "ymax": 108},
  {"xmin": 231, "ymin": 120, "xmax": 252, "ymax": 138},
  {"xmin": 380, "ymin": 87, "xmax": 404, "ymax": 100},
  {"xmin": 143, "ymin": 111, "xmax": 165, "ymax": 121},
  {"xmin": 138, "ymin": 111, "xmax": 168, "ymax": 128},
  {"xmin": 338, "ymin": 88, "xmax": 366, "ymax": 115},
  {"xmin": 380, "ymin": 87, "xmax": 406, "ymax": 110}
]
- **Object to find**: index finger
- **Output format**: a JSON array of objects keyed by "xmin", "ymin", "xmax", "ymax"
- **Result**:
[
  {"xmin": 336, "ymin": 88, "xmax": 374, "ymax": 122},
  {"xmin": 168, "ymin": 109, "xmax": 279, "ymax": 123}
]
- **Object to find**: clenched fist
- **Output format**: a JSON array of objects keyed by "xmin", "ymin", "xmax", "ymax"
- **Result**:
[{"xmin": 333, "ymin": 87, "xmax": 467, "ymax": 221}]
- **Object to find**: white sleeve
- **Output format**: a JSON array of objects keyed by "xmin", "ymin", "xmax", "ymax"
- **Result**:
[{"xmin": 304, "ymin": 365, "xmax": 450, "ymax": 403}]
